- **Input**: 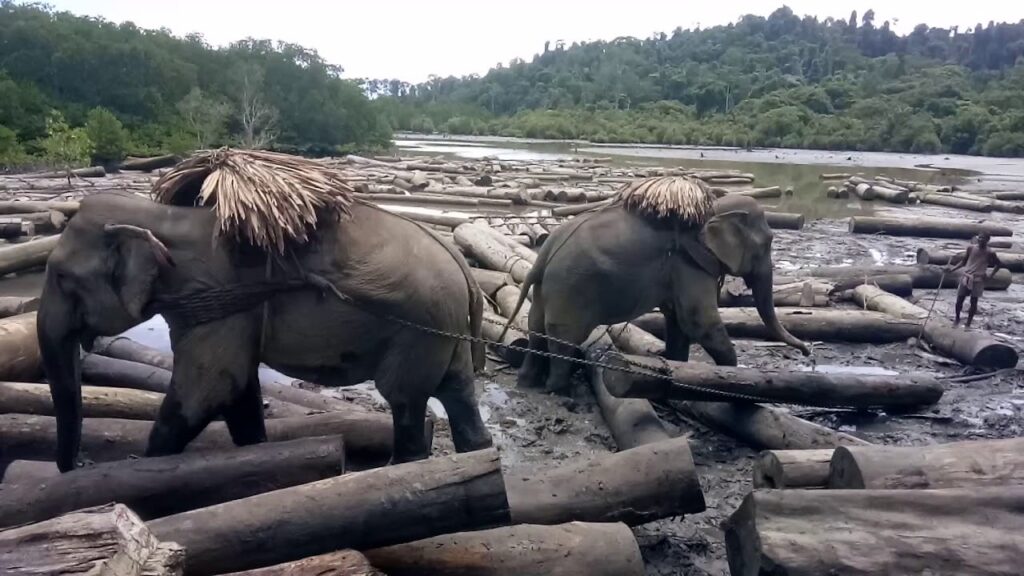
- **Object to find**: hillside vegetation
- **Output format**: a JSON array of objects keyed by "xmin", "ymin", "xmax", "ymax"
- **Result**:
[{"xmin": 369, "ymin": 6, "xmax": 1024, "ymax": 157}]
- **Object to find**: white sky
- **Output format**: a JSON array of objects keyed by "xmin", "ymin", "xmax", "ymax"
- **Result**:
[{"xmin": 42, "ymin": 1, "xmax": 1023, "ymax": 83}]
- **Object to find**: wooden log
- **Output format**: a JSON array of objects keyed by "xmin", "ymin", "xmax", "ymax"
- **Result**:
[
  {"xmin": 481, "ymin": 310, "xmax": 527, "ymax": 366},
  {"xmin": 723, "ymin": 487, "xmax": 1024, "ymax": 576},
  {"xmin": 849, "ymin": 216, "xmax": 1012, "ymax": 238},
  {"xmin": 607, "ymin": 322, "xmax": 666, "ymax": 356},
  {"xmin": 869, "ymin": 184, "xmax": 910, "ymax": 203},
  {"xmin": 0, "ymin": 380, "xmax": 162, "ymax": 420},
  {"xmin": 0, "ymin": 312, "xmax": 41, "ymax": 381},
  {"xmin": 798, "ymin": 263, "xmax": 1011, "ymax": 290},
  {"xmin": 829, "ymin": 437, "xmax": 1024, "ymax": 490},
  {"xmin": 820, "ymin": 173, "xmax": 853, "ymax": 180},
  {"xmin": 720, "ymin": 280, "xmax": 832, "ymax": 308},
  {"xmin": 219, "ymin": 550, "xmax": 383, "ymax": 576},
  {"xmin": 853, "ymin": 182, "xmax": 876, "ymax": 200},
  {"xmin": 852, "ymin": 284, "xmax": 1018, "ymax": 369},
  {"xmin": 917, "ymin": 191, "xmax": 993, "ymax": 212},
  {"xmin": 0, "ymin": 200, "xmax": 79, "ymax": 216},
  {"xmin": 469, "ymin": 267, "xmax": 510, "ymax": 297},
  {"xmin": 454, "ymin": 223, "xmax": 532, "ymax": 283},
  {"xmin": 2, "ymin": 210, "xmax": 67, "ymax": 234},
  {"xmin": 0, "ymin": 459, "xmax": 58, "ymax": 484},
  {"xmin": 729, "ymin": 186, "xmax": 781, "ymax": 199},
  {"xmin": 0, "ymin": 218, "xmax": 33, "ymax": 239},
  {"xmin": 365, "ymin": 522, "xmax": 644, "ymax": 576},
  {"xmin": 825, "ymin": 186, "xmax": 850, "ymax": 199},
  {"xmin": 603, "ymin": 353, "xmax": 943, "ymax": 410},
  {"xmin": 26, "ymin": 165, "xmax": 107, "ymax": 179},
  {"xmin": 477, "ymin": 224, "xmax": 537, "ymax": 264},
  {"xmin": 118, "ymin": 154, "xmax": 181, "ymax": 172},
  {"xmin": 0, "ymin": 436, "xmax": 345, "ymax": 529},
  {"xmin": 91, "ymin": 335, "xmax": 173, "ymax": 371},
  {"xmin": 764, "ymin": 211, "xmax": 804, "ymax": 230},
  {"xmin": 147, "ymin": 448, "xmax": 509, "ymax": 576},
  {"xmin": 992, "ymin": 191, "xmax": 1024, "ymax": 201},
  {"xmin": 917, "ymin": 247, "xmax": 1024, "ymax": 272},
  {"xmin": 0, "ymin": 412, "xmax": 423, "ymax": 471},
  {"xmin": 0, "ymin": 296, "xmax": 39, "ymax": 318},
  {"xmin": 361, "ymin": 192, "xmax": 484, "ymax": 208},
  {"xmin": 508, "ymin": 435, "xmax": 705, "ymax": 525},
  {"xmin": 752, "ymin": 449, "xmax": 834, "ymax": 488},
  {"xmin": 676, "ymin": 401, "xmax": 871, "ymax": 450},
  {"xmin": 827, "ymin": 273, "xmax": 914, "ymax": 297},
  {"xmin": 81, "ymin": 353, "xmax": 173, "ymax": 392},
  {"xmin": 383, "ymin": 208, "xmax": 471, "ymax": 229},
  {"xmin": 586, "ymin": 338, "xmax": 671, "ymax": 450},
  {"xmin": 0, "ymin": 234, "xmax": 61, "ymax": 276},
  {"xmin": 550, "ymin": 199, "xmax": 612, "ymax": 216},
  {"xmin": 0, "ymin": 503, "xmax": 184, "ymax": 575},
  {"xmin": 495, "ymin": 285, "xmax": 530, "ymax": 334}
]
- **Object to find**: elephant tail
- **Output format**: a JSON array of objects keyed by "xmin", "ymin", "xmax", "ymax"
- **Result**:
[
  {"xmin": 467, "ymin": 275, "xmax": 486, "ymax": 372},
  {"xmin": 498, "ymin": 267, "xmax": 536, "ymax": 343}
]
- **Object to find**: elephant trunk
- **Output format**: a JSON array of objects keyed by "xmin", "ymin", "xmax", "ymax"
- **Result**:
[
  {"xmin": 749, "ymin": 268, "xmax": 811, "ymax": 356},
  {"xmin": 37, "ymin": 273, "xmax": 83, "ymax": 472}
]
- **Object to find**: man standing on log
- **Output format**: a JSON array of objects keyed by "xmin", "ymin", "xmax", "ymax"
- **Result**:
[{"xmin": 949, "ymin": 232, "xmax": 1003, "ymax": 328}]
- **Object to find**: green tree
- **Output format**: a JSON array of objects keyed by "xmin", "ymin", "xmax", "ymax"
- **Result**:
[
  {"xmin": 0, "ymin": 124, "xmax": 28, "ymax": 167},
  {"xmin": 39, "ymin": 110, "xmax": 93, "ymax": 181},
  {"xmin": 84, "ymin": 107, "xmax": 127, "ymax": 164},
  {"xmin": 176, "ymin": 87, "xmax": 230, "ymax": 150}
]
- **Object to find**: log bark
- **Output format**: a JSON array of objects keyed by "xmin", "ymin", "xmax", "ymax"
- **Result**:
[
  {"xmin": 147, "ymin": 448, "xmax": 509, "ymax": 576},
  {"xmin": 0, "ymin": 503, "xmax": 184, "ymax": 575},
  {"xmin": 0, "ymin": 436, "xmax": 344, "ymax": 529},
  {"xmin": 799, "ymin": 263, "xmax": 1011, "ymax": 290},
  {"xmin": 0, "ymin": 459, "xmax": 58, "ymax": 484},
  {"xmin": 917, "ymin": 191, "xmax": 993, "ymax": 212},
  {"xmin": 0, "ymin": 312, "xmax": 42, "ymax": 381},
  {"xmin": 2, "ymin": 211, "xmax": 67, "ymax": 234},
  {"xmin": 0, "ymin": 200, "xmax": 79, "ymax": 216},
  {"xmin": 852, "ymin": 284, "xmax": 1018, "ymax": 369},
  {"xmin": 219, "ymin": 550, "xmax": 383, "ymax": 576},
  {"xmin": 454, "ymin": 223, "xmax": 532, "ymax": 283},
  {"xmin": 0, "ymin": 296, "xmax": 39, "ymax": 318},
  {"xmin": 825, "ymin": 186, "xmax": 850, "ymax": 199},
  {"xmin": 507, "ymin": 435, "xmax": 705, "ymax": 525},
  {"xmin": 603, "ymin": 353, "xmax": 943, "ymax": 410},
  {"xmin": 364, "ymin": 522, "xmax": 644, "ymax": 576},
  {"xmin": 723, "ymin": 487, "xmax": 1024, "ymax": 576},
  {"xmin": 0, "ymin": 380, "xmax": 163, "ymax": 420},
  {"xmin": 764, "ymin": 211, "xmax": 804, "ymax": 230},
  {"xmin": 0, "ymin": 412, "xmax": 423, "ymax": 470},
  {"xmin": 870, "ymin": 184, "xmax": 910, "ymax": 203},
  {"xmin": 481, "ymin": 310, "xmax": 527, "ymax": 366},
  {"xmin": 676, "ymin": 401, "xmax": 870, "ymax": 450},
  {"xmin": 917, "ymin": 247, "xmax": 1024, "ymax": 272},
  {"xmin": 495, "ymin": 285, "xmax": 530, "ymax": 333},
  {"xmin": 81, "ymin": 353, "xmax": 173, "ymax": 392},
  {"xmin": 853, "ymin": 182, "xmax": 876, "ymax": 200},
  {"xmin": 752, "ymin": 449, "xmax": 834, "ymax": 488},
  {"xmin": 118, "ymin": 154, "xmax": 181, "ymax": 172},
  {"xmin": 469, "ymin": 267, "xmax": 510, "ymax": 297},
  {"xmin": 0, "ymin": 234, "xmax": 61, "ymax": 276},
  {"xmin": 849, "ymin": 215, "xmax": 1012, "ymax": 238},
  {"xmin": 477, "ymin": 223, "xmax": 537, "ymax": 264},
  {"xmin": 586, "ymin": 339, "xmax": 671, "ymax": 450},
  {"xmin": 92, "ymin": 335, "xmax": 173, "ymax": 370},
  {"xmin": 829, "ymin": 437, "xmax": 1024, "ymax": 490}
]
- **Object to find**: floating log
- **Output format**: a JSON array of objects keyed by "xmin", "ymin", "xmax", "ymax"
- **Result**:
[
  {"xmin": 508, "ymin": 435, "xmax": 705, "ymax": 526},
  {"xmin": 0, "ymin": 296, "xmax": 39, "ymax": 318},
  {"xmin": 586, "ymin": 341, "xmax": 671, "ymax": 450},
  {"xmin": 0, "ymin": 234, "xmax": 61, "ymax": 276},
  {"xmin": 0, "ymin": 380, "xmax": 162, "ymax": 420},
  {"xmin": 0, "ymin": 503, "xmax": 184, "ymax": 575},
  {"xmin": 0, "ymin": 459, "xmax": 58, "ymax": 484},
  {"xmin": 852, "ymin": 284, "xmax": 1018, "ymax": 369},
  {"xmin": 849, "ymin": 216, "xmax": 1012, "ymax": 238},
  {"xmin": 454, "ymin": 223, "xmax": 532, "ymax": 283},
  {"xmin": 365, "ymin": 522, "xmax": 644, "ymax": 576},
  {"xmin": 752, "ymin": 449, "xmax": 834, "ymax": 488},
  {"xmin": 829, "ymin": 437, "xmax": 1024, "ymax": 489},
  {"xmin": 0, "ymin": 312, "xmax": 42, "ymax": 381},
  {"xmin": 118, "ymin": 154, "xmax": 181, "ymax": 172},
  {"xmin": 0, "ymin": 411, "xmax": 423, "ymax": 471},
  {"xmin": 917, "ymin": 247, "xmax": 1024, "ymax": 272},
  {"xmin": 764, "ymin": 211, "xmax": 804, "ymax": 230},
  {"xmin": 917, "ymin": 191, "xmax": 993, "ymax": 212},
  {"xmin": 3, "ymin": 210, "xmax": 67, "ymax": 234},
  {"xmin": 603, "ymin": 353, "xmax": 943, "ymax": 410},
  {"xmin": 469, "ymin": 267, "xmax": 510, "ymax": 297},
  {"xmin": 0, "ymin": 436, "xmax": 346, "ymax": 529},
  {"xmin": 147, "ymin": 448, "xmax": 509, "ymax": 576},
  {"xmin": 0, "ymin": 200, "xmax": 79, "ymax": 216},
  {"xmin": 219, "ymin": 550, "xmax": 383, "ymax": 576},
  {"xmin": 797, "ymin": 263, "xmax": 1011, "ymax": 290},
  {"xmin": 677, "ymin": 401, "xmax": 871, "ymax": 450},
  {"xmin": 481, "ymin": 310, "xmax": 527, "ymax": 366},
  {"xmin": 723, "ymin": 487, "xmax": 1024, "ymax": 576}
]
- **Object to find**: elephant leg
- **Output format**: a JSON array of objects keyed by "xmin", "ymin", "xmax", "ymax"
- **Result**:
[
  {"xmin": 517, "ymin": 283, "xmax": 548, "ymax": 389},
  {"xmin": 222, "ymin": 369, "xmax": 267, "ymax": 447},
  {"xmin": 661, "ymin": 306, "xmax": 690, "ymax": 362},
  {"xmin": 696, "ymin": 320, "xmax": 738, "ymax": 367},
  {"xmin": 436, "ymin": 343, "xmax": 492, "ymax": 453},
  {"xmin": 543, "ymin": 320, "xmax": 591, "ymax": 394}
]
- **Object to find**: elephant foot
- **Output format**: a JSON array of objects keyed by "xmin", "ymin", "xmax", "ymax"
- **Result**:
[{"xmin": 544, "ymin": 376, "xmax": 573, "ymax": 396}]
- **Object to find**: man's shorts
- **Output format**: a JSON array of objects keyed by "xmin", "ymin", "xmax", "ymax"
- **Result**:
[{"xmin": 958, "ymin": 275, "xmax": 985, "ymax": 298}]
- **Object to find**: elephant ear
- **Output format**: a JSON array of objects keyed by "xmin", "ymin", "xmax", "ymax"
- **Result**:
[
  {"xmin": 700, "ymin": 210, "xmax": 752, "ymax": 276},
  {"xmin": 105, "ymin": 224, "xmax": 174, "ymax": 320}
]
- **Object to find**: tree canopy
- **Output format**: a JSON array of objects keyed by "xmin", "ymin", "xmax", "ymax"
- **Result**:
[
  {"xmin": 368, "ymin": 6, "xmax": 1024, "ymax": 157},
  {"xmin": 0, "ymin": 1, "xmax": 390, "ymax": 168}
]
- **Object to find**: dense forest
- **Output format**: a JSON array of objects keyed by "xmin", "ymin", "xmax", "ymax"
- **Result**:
[
  {"xmin": 0, "ymin": 1, "xmax": 390, "ymax": 168},
  {"xmin": 370, "ymin": 7, "xmax": 1024, "ymax": 157}
]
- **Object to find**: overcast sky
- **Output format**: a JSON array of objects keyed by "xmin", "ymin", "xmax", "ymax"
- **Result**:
[{"xmin": 43, "ymin": 1, "xmax": 1023, "ymax": 83}]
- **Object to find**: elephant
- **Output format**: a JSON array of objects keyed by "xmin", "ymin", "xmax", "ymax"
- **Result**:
[
  {"xmin": 37, "ymin": 192, "xmax": 493, "ymax": 472},
  {"xmin": 504, "ymin": 192, "xmax": 810, "ymax": 393}
]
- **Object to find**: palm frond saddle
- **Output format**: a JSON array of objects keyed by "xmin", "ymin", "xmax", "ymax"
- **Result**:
[{"xmin": 612, "ymin": 175, "xmax": 716, "ymax": 227}]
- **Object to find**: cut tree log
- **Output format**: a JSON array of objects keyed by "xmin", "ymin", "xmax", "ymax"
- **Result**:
[
  {"xmin": 798, "ymin": 263, "xmax": 1011, "ymax": 290},
  {"xmin": 147, "ymin": 448, "xmax": 509, "ymax": 576},
  {"xmin": 0, "ymin": 380, "xmax": 163, "ymax": 420},
  {"xmin": 2, "ymin": 211, "xmax": 67, "ymax": 234},
  {"xmin": 586, "ymin": 341, "xmax": 671, "ymax": 450},
  {"xmin": 853, "ymin": 182, "xmax": 876, "ymax": 200},
  {"xmin": 219, "ymin": 550, "xmax": 384, "ymax": 576},
  {"xmin": 603, "ymin": 353, "xmax": 943, "ymax": 410},
  {"xmin": 0, "ymin": 412, "xmax": 425, "ymax": 471},
  {"xmin": 495, "ymin": 285, "xmax": 530, "ymax": 333},
  {"xmin": 720, "ymin": 280, "xmax": 832, "ymax": 308},
  {"xmin": 454, "ymin": 223, "xmax": 532, "ymax": 283},
  {"xmin": 869, "ymin": 184, "xmax": 910, "ymax": 203},
  {"xmin": 364, "ymin": 522, "xmax": 644, "ymax": 576},
  {"xmin": 0, "ymin": 234, "xmax": 61, "ymax": 276},
  {"xmin": 26, "ymin": 165, "xmax": 107, "ymax": 179},
  {"xmin": 481, "ymin": 310, "xmax": 527, "ymax": 366},
  {"xmin": 0, "ymin": 503, "xmax": 184, "ymax": 575},
  {"xmin": 508, "ymin": 435, "xmax": 705, "ymax": 526},
  {"xmin": 0, "ymin": 312, "xmax": 42, "ymax": 381},
  {"xmin": 916, "ymin": 191, "xmax": 993, "ymax": 212},
  {"xmin": 81, "ymin": 353, "xmax": 173, "ymax": 392},
  {"xmin": 118, "ymin": 154, "xmax": 181, "ymax": 172},
  {"xmin": 992, "ymin": 191, "xmax": 1024, "ymax": 201},
  {"xmin": 469, "ymin": 267, "xmax": 510, "ymax": 297},
  {"xmin": 852, "ymin": 284, "xmax": 1018, "ymax": 368},
  {"xmin": 825, "ymin": 186, "xmax": 850, "ymax": 199},
  {"xmin": 91, "ymin": 335, "xmax": 173, "ymax": 370},
  {"xmin": 764, "ymin": 211, "xmax": 804, "ymax": 230},
  {"xmin": 0, "ymin": 200, "xmax": 79, "ymax": 216},
  {"xmin": 477, "ymin": 223, "xmax": 537, "ymax": 264},
  {"xmin": 729, "ymin": 186, "xmax": 781, "ymax": 199},
  {"xmin": 723, "ymin": 487, "xmax": 1024, "ymax": 576},
  {"xmin": 829, "ymin": 437, "xmax": 1024, "ymax": 490},
  {"xmin": 0, "ymin": 296, "xmax": 39, "ymax": 318},
  {"xmin": 752, "ymin": 449, "xmax": 834, "ymax": 488},
  {"xmin": 0, "ymin": 459, "xmax": 59, "ymax": 484},
  {"xmin": 917, "ymin": 247, "xmax": 1024, "ymax": 272},
  {"xmin": 826, "ymin": 273, "xmax": 914, "ymax": 297},
  {"xmin": 849, "ymin": 215, "xmax": 1012, "ymax": 238},
  {"xmin": 0, "ymin": 218, "xmax": 33, "ymax": 239},
  {"xmin": 0, "ymin": 436, "xmax": 345, "ymax": 529},
  {"xmin": 550, "ymin": 199, "xmax": 612, "ymax": 216},
  {"xmin": 676, "ymin": 401, "xmax": 871, "ymax": 450},
  {"xmin": 607, "ymin": 321, "xmax": 667, "ymax": 356}
]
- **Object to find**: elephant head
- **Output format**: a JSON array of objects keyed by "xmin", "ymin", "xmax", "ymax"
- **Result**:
[
  {"xmin": 37, "ymin": 198, "xmax": 175, "ymax": 471},
  {"xmin": 700, "ymin": 196, "xmax": 810, "ymax": 355}
]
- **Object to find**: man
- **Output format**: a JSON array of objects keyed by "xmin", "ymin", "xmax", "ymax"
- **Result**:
[{"xmin": 948, "ymin": 232, "xmax": 1003, "ymax": 328}]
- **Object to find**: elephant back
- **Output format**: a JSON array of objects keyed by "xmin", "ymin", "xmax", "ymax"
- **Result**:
[{"xmin": 612, "ymin": 175, "xmax": 715, "ymax": 228}]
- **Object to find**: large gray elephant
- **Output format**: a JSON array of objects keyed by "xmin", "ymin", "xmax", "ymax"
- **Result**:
[
  {"xmin": 38, "ymin": 192, "xmax": 492, "ymax": 472},
  {"xmin": 506, "ymin": 192, "xmax": 810, "ymax": 393}
]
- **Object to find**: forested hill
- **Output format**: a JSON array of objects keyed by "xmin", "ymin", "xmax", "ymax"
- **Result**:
[
  {"xmin": 370, "ymin": 7, "xmax": 1024, "ymax": 157},
  {"xmin": 0, "ymin": 1, "xmax": 389, "ymax": 168}
]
